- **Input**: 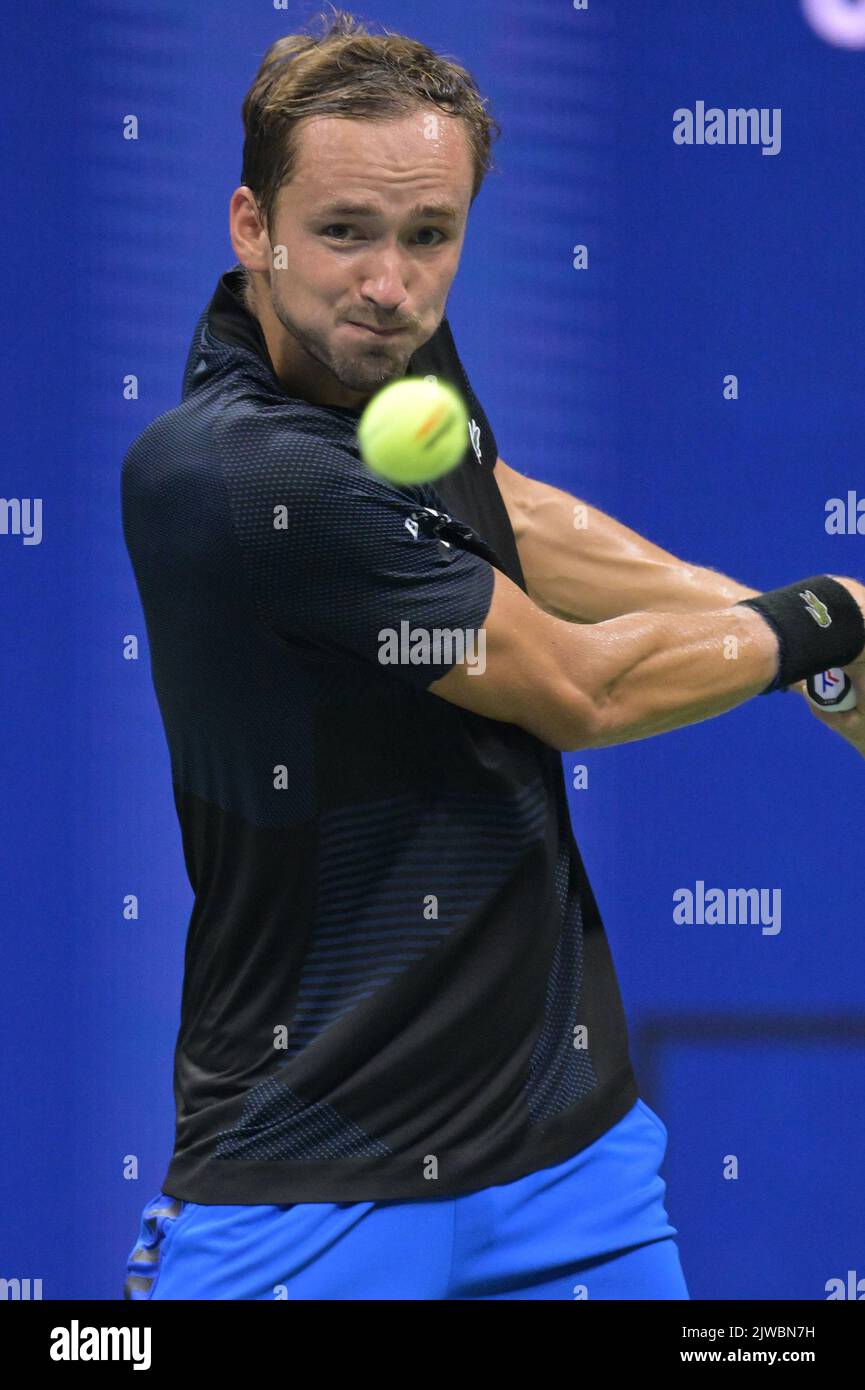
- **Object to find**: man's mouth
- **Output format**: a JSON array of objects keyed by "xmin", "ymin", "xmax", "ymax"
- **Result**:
[{"xmin": 346, "ymin": 322, "xmax": 409, "ymax": 338}]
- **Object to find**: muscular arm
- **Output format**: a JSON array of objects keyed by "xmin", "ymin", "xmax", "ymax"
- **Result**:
[
  {"xmin": 493, "ymin": 454, "xmax": 759, "ymax": 619},
  {"xmin": 429, "ymin": 565, "xmax": 865, "ymax": 754},
  {"xmin": 492, "ymin": 453, "xmax": 813, "ymax": 701},
  {"xmin": 430, "ymin": 566, "xmax": 782, "ymax": 750}
]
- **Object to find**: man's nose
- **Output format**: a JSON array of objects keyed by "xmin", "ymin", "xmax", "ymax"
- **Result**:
[{"xmin": 358, "ymin": 247, "xmax": 410, "ymax": 312}]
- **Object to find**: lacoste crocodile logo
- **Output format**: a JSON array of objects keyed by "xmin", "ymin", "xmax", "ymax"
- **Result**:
[{"xmin": 800, "ymin": 589, "xmax": 832, "ymax": 628}]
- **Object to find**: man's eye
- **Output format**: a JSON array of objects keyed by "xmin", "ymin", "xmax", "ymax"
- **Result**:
[{"xmin": 320, "ymin": 225, "xmax": 447, "ymax": 246}]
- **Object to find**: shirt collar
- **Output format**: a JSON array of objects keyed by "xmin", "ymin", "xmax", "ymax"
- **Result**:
[{"xmin": 208, "ymin": 264, "xmax": 275, "ymax": 370}]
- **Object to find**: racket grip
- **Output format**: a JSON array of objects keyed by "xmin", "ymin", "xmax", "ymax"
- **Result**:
[{"xmin": 805, "ymin": 669, "xmax": 858, "ymax": 712}]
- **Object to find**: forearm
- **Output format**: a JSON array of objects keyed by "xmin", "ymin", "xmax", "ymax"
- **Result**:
[
  {"xmin": 574, "ymin": 603, "xmax": 781, "ymax": 749},
  {"xmin": 505, "ymin": 470, "xmax": 759, "ymax": 620},
  {"xmin": 506, "ymin": 474, "xmax": 820, "ymax": 703},
  {"xmin": 498, "ymin": 465, "xmax": 824, "ymax": 711}
]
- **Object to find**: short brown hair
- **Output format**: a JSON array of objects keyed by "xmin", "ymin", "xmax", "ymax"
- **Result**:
[{"xmin": 240, "ymin": 5, "xmax": 501, "ymax": 240}]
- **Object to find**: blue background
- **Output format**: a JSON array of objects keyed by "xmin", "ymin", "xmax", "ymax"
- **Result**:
[{"xmin": 2, "ymin": 0, "xmax": 863, "ymax": 1300}]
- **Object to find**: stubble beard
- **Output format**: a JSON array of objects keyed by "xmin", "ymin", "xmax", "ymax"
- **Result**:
[{"xmin": 270, "ymin": 289, "xmax": 412, "ymax": 395}]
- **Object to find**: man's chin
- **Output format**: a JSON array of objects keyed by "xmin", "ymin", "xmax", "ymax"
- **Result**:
[{"xmin": 332, "ymin": 358, "xmax": 409, "ymax": 394}]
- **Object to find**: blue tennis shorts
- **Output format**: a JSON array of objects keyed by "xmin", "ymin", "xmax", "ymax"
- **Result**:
[{"xmin": 124, "ymin": 1097, "xmax": 689, "ymax": 1300}]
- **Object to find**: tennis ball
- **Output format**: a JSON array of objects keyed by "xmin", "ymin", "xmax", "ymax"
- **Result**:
[{"xmin": 357, "ymin": 376, "xmax": 469, "ymax": 485}]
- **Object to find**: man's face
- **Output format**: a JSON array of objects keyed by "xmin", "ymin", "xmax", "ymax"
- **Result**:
[{"xmin": 256, "ymin": 110, "xmax": 474, "ymax": 406}]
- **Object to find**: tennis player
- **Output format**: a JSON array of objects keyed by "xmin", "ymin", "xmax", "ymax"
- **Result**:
[{"xmin": 121, "ymin": 11, "xmax": 865, "ymax": 1300}]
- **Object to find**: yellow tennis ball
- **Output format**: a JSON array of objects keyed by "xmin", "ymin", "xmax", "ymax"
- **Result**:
[{"xmin": 357, "ymin": 376, "xmax": 469, "ymax": 485}]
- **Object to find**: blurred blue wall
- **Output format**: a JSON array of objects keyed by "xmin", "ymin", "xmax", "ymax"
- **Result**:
[{"xmin": 2, "ymin": 0, "xmax": 862, "ymax": 1300}]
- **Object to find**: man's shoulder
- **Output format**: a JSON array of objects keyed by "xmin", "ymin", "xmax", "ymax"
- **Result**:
[
  {"xmin": 211, "ymin": 391, "xmax": 365, "ymax": 502},
  {"xmin": 122, "ymin": 373, "xmax": 346, "ymax": 491}
]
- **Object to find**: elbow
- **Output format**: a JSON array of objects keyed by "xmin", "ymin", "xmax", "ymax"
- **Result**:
[{"xmin": 542, "ymin": 678, "xmax": 603, "ymax": 753}]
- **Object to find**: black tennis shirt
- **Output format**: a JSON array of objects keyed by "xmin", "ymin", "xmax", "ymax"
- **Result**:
[{"xmin": 121, "ymin": 265, "xmax": 638, "ymax": 1202}]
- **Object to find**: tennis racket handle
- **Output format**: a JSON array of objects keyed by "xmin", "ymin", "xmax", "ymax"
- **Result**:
[{"xmin": 806, "ymin": 669, "xmax": 858, "ymax": 712}]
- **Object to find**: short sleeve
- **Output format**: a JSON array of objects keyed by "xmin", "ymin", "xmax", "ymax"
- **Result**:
[{"xmin": 216, "ymin": 411, "xmax": 495, "ymax": 691}]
